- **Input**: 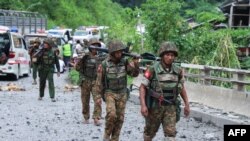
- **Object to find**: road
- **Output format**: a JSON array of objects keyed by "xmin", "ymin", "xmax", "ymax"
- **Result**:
[{"xmin": 0, "ymin": 72, "xmax": 223, "ymax": 141}]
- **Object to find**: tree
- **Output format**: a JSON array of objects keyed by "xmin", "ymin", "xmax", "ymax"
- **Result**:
[{"xmin": 141, "ymin": 0, "xmax": 183, "ymax": 53}]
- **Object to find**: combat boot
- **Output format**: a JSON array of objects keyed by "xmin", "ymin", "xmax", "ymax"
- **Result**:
[
  {"xmin": 163, "ymin": 137, "xmax": 176, "ymax": 141},
  {"xmin": 32, "ymin": 79, "xmax": 37, "ymax": 85},
  {"xmin": 83, "ymin": 119, "xmax": 90, "ymax": 124},
  {"xmin": 94, "ymin": 118, "xmax": 102, "ymax": 126},
  {"xmin": 144, "ymin": 134, "xmax": 152, "ymax": 141},
  {"xmin": 103, "ymin": 134, "xmax": 110, "ymax": 141}
]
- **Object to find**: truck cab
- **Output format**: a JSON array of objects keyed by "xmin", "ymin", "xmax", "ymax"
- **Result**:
[{"xmin": 0, "ymin": 26, "xmax": 30, "ymax": 80}]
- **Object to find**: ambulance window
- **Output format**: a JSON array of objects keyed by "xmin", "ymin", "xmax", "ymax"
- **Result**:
[{"xmin": 13, "ymin": 36, "xmax": 22, "ymax": 48}]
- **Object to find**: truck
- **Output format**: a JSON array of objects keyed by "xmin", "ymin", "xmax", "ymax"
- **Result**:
[{"xmin": 0, "ymin": 9, "xmax": 47, "ymax": 35}]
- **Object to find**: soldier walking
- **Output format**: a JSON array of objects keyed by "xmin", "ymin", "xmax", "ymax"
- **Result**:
[
  {"xmin": 28, "ymin": 38, "xmax": 41, "ymax": 85},
  {"xmin": 139, "ymin": 41, "xmax": 190, "ymax": 141},
  {"xmin": 75, "ymin": 38, "xmax": 105, "ymax": 126},
  {"xmin": 95, "ymin": 40, "xmax": 139, "ymax": 141},
  {"xmin": 37, "ymin": 38, "xmax": 60, "ymax": 102}
]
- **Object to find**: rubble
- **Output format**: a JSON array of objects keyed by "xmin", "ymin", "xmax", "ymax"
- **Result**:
[{"xmin": 0, "ymin": 83, "xmax": 25, "ymax": 91}]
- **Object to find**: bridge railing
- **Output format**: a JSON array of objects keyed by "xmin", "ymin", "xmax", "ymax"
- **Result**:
[{"xmin": 181, "ymin": 63, "xmax": 250, "ymax": 93}]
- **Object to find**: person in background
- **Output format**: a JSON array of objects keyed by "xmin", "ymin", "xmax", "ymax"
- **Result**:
[
  {"xmin": 28, "ymin": 38, "xmax": 41, "ymax": 85},
  {"xmin": 37, "ymin": 38, "xmax": 60, "ymax": 102},
  {"xmin": 62, "ymin": 41, "xmax": 72, "ymax": 67},
  {"xmin": 75, "ymin": 40, "xmax": 83, "ymax": 56},
  {"xmin": 54, "ymin": 56, "xmax": 65, "ymax": 73},
  {"xmin": 68, "ymin": 54, "xmax": 78, "ymax": 71},
  {"xmin": 82, "ymin": 39, "xmax": 89, "ymax": 54}
]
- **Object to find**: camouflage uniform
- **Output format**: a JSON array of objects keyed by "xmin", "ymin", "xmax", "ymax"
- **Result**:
[
  {"xmin": 95, "ymin": 40, "xmax": 139, "ymax": 141},
  {"xmin": 75, "ymin": 38, "xmax": 105, "ymax": 123},
  {"xmin": 28, "ymin": 38, "xmax": 41, "ymax": 84},
  {"xmin": 140, "ymin": 42, "xmax": 189, "ymax": 141},
  {"xmin": 37, "ymin": 38, "xmax": 60, "ymax": 101}
]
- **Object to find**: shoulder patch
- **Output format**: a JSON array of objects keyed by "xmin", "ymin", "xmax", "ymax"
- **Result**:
[{"xmin": 144, "ymin": 69, "xmax": 152, "ymax": 79}]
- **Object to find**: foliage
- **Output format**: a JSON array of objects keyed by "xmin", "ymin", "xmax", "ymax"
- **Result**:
[
  {"xmin": 207, "ymin": 34, "xmax": 240, "ymax": 68},
  {"xmin": 141, "ymin": 0, "xmax": 184, "ymax": 54},
  {"xmin": 0, "ymin": 0, "xmax": 127, "ymax": 29},
  {"xmin": 240, "ymin": 57, "xmax": 250, "ymax": 69},
  {"xmin": 1, "ymin": 0, "xmax": 249, "ymax": 70},
  {"xmin": 69, "ymin": 69, "xmax": 80, "ymax": 85},
  {"xmin": 106, "ymin": 7, "xmax": 142, "ymax": 53},
  {"xmin": 112, "ymin": 0, "xmax": 146, "ymax": 8}
]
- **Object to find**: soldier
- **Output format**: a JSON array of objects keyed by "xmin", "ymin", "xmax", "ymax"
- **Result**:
[
  {"xmin": 28, "ymin": 38, "xmax": 41, "ymax": 85},
  {"xmin": 95, "ymin": 39, "xmax": 139, "ymax": 141},
  {"xmin": 75, "ymin": 38, "xmax": 105, "ymax": 126},
  {"xmin": 82, "ymin": 39, "xmax": 89, "ymax": 54},
  {"xmin": 139, "ymin": 41, "xmax": 190, "ymax": 141},
  {"xmin": 37, "ymin": 38, "xmax": 60, "ymax": 102}
]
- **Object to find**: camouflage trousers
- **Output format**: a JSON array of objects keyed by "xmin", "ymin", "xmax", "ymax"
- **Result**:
[
  {"xmin": 144, "ymin": 105, "xmax": 176, "ymax": 138},
  {"xmin": 104, "ymin": 92, "xmax": 127, "ymax": 141},
  {"xmin": 81, "ymin": 79, "xmax": 102, "ymax": 120}
]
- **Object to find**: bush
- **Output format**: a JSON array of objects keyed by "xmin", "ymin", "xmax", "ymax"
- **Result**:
[{"xmin": 69, "ymin": 69, "xmax": 80, "ymax": 85}]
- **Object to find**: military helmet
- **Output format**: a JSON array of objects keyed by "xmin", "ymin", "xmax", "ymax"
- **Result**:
[
  {"xmin": 34, "ymin": 38, "xmax": 41, "ymax": 44},
  {"xmin": 158, "ymin": 41, "xmax": 178, "ymax": 57},
  {"xmin": 89, "ymin": 38, "xmax": 101, "ymax": 47},
  {"xmin": 108, "ymin": 40, "xmax": 125, "ymax": 54},
  {"xmin": 43, "ymin": 38, "xmax": 55, "ymax": 48}
]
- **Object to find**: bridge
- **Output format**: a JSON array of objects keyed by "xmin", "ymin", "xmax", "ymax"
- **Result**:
[{"xmin": 130, "ymin": 63, "xmax": 250, "ymax": 128}]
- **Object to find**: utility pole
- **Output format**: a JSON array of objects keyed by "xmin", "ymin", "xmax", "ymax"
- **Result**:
[{"xmin": 137, "ymin": 13, "xmax": 144, "ymax": 53}]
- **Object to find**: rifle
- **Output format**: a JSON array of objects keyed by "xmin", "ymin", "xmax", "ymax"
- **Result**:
[
  {"xmin": 146, "ymin": 87, "xmax": 173, "ymax": 105},
  {"xmin": 32, "ymin": 43, "xmax": 45, "ymax": 57},
  {"xmin": 88, "ymin": 45, "xmax": 159, "ymax": 61}
]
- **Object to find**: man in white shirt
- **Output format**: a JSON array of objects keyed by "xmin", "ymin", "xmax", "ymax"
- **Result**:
[{"xmin": 55, "ymin": 57, "xmax": 65, "ymax": 73}]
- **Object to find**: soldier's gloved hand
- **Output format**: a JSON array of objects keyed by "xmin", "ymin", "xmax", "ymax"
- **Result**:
[
  {"xmin": 57, "ymin": 72, "xmax": 60, "ymax": 77},
  {"xmin": 141, "ymin": 105, "xmax": 148, "ymax": 117},
  {"xmin": 96, "ymin": 98, "xmax": 102, "ymax": 106}
]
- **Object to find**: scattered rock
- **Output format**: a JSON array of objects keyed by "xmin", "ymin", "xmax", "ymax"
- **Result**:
[{"xmin": 27, "ymin": 121, "xmax": 31, "ymax": 125}]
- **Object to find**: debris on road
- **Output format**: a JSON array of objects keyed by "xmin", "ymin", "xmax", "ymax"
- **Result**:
[{"xmin": 0, "ymin": 83, "xmax": 25, "ymax": 91}]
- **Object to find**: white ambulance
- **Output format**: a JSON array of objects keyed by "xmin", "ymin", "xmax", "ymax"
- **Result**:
[{"xmin": 0, "ymin": 26, "xmax": 30, "ymax": 80}]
